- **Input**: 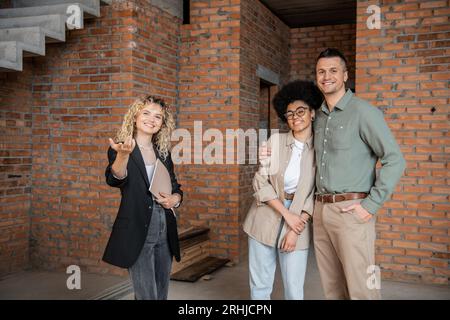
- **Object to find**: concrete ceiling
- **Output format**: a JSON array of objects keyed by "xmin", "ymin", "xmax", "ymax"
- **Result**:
[{"xmin": 259, "ymin": 0, "xmax": 356, "ymax": 28}]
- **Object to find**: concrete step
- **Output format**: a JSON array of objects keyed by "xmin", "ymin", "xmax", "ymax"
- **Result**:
[
  {"xmin": 0, "ymin": 39, "xmax": 45, "ymax": 70},
  {"xmin": 0, "ymin": 0, "xmax": 111, "ymax": 72},
  {"xmin": 0, "ymin": 41, "xmax": 19, "ymax": 62},
  {"xmin": 0, "ymin": 27, "xmax": 46, "ymax": 56},
  {"xmin": 0, "ymin": 26, "xmax": 44, "ymax": 48},
  {"xmin": 0, "ymin": 41, "xmax": 22, "ymax": 71},
  {"xmin": 0, "ymin": 2, "xmax": 99, "ymax": 19},
  {"xmin": 0, "ymin": 14, "xmax": 66, "ymax": 42}
]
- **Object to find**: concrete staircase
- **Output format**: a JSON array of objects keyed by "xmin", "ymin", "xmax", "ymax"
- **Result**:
[{"xmin": 0, "ymin": 0, "xmax": 112, "ymax": 72}]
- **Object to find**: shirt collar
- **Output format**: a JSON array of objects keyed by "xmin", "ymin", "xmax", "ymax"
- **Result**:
[
  {"xmin": 320, "ymin": 89, "xmax": 353, "ymax": 114},
  {"xmin": 286, "ymin": 130, "xmax": 313, "ymax": 150}
]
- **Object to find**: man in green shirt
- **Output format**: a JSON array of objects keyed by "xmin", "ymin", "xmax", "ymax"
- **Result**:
[{"xmin": 313, "ymin": 48, "xmax": 406, "ymax": 299}]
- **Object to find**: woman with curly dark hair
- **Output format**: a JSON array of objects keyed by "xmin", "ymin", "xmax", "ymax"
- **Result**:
[{"xmin": 243, "ymin": 80, "xmax": 323, "ymax": 300}]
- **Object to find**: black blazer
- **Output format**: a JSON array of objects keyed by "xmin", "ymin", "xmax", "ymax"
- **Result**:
[{"xmin": 102, "ymin": 144, "xmax": 183, "ymax": 268}]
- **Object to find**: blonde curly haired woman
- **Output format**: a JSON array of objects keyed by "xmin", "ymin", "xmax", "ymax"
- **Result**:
[{"xmin": 102, "ymin": 95, "xmax": 183, "ymax": 300}]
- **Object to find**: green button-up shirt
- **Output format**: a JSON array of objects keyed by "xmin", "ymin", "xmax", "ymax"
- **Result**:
[{"xmin": 314, "ymin": 89, "xmax": 406, "ymax": 214}]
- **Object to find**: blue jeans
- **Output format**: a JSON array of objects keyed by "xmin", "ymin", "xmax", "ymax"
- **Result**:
[
  {"xmin": 249, "ymin": 199, "xmax": 309, "ymax": 300},
  {"xmin": 128, "ymin": 202, "xmax": 172, "ymax": 300}
]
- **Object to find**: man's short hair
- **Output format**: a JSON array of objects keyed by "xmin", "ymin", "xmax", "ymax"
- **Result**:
[{"xmin": 316, "ymin": 48, "xmax": 348, "ymax": 71}]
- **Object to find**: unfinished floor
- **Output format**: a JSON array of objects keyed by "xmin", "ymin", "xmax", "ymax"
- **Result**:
[{"xmin": 0, "ymin": 249, "xmax": 448, "ymax": 300}]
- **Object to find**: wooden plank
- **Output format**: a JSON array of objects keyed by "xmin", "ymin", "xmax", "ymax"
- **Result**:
[
  {"xmin": 181, "ymin": 242, "xmax": 209, "ymax": 256},
  {"xmin": 180, "ymin": 233, "xmax": 209, "ymax": 251},
  {"xmin": 171, "ymin": 252, "xmax": 210, "ymax": 274},
  {"xmin": 171, "ymin": 242, "xmax": 210, "ymax": 274},
  {"xmin": 171, "ymin": 256, "xmax": 230, "ymax": 282},
  {"xmin": 178, "ymin": 226, "xmax": 210, "ymax": 241},
  {"xmin": 179, "ymin": 245, "xmax": 209, "ymax": 264},
  {"xmin": 171, "ymin": 226, "xmax": 212, "ymax": 275}
]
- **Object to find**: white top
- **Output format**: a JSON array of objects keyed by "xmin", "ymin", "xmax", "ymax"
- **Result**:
[
  {"xmin": 284, "ymin": 139, "xmax": 304, "ymax": 194},
  {"xmin": 145, "ymin": 164, "xmax": 155, "ymax": 183}
]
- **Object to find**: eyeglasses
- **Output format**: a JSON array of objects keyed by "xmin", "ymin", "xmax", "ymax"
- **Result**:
[{"xmin": 284, "ymin": 106, "xmax": 308, "ymax": 120}]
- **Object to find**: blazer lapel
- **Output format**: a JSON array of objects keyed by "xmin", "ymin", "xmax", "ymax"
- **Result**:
[
  {"xmin": 152, "ymin": 144, "xmax": 171, "ymax": 173},
  {"xmin": 153, "ymin": 143, "xmax": 162, "ymax": 162},
  {"xmin": 290, "ymin": 147, "xmax": 307, "ymax": 207},
  {"xmin": 130, "ymin": 146, "xmax": 150, "ymax": 188},
  {"xmin": 274, "ymin": 133, "xmax": 292, "ymax": 199},
  {"xmin": 290, "ymin": 135, "xmax": 313, "ymax": 212},
  {"xmin": 269, "ymin": 134, "xmax": 292, "ymax": 199}
]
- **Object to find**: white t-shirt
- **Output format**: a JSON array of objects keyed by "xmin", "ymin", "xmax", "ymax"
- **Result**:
[
  {"xmin": 145, "ymin": 164, "xmax": 155, "ymax": 183},
  {"xmin": 284, "ymin": 139, "xmax": 304, "ymax": 194}
]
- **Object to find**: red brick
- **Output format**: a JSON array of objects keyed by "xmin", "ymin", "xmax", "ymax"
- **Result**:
[
  {"xmin": 394, "ymin": 256, "xmax": 419, "ymax": 265},
  {"xmin": 419, "ymin": 242, "xmax": 447, "ymax": 251},
  {"xmin": 405, "ymin": 249, "xmax": 433, "ymax": 258},
  {"xmin": 419, "ymin": 227, "xmax": 447, "ymax": 236},
  {"xmin": 356, "ymin": 0, "xmax": 450, "ymax": 285},
  {"xmin": 393, "ymin": 240, "xmax": 419, "ymax": 249}
]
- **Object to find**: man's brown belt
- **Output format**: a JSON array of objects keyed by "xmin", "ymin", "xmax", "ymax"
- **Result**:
[{"xmin": 316, "ymin": 192, "xmax": 368, "ymax": 203}]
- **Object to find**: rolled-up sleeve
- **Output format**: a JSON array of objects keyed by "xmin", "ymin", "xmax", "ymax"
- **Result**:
[{"xmin": 252, "ymin": 135, "xmax": 278, "ymax": 206}]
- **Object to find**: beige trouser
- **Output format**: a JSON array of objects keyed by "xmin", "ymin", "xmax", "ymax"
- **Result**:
[{"xmin": 313, "ymin": 199, "xmax": 381, "ymax": 300}]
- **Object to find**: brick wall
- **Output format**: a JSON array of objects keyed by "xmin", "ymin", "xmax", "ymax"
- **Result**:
[
  {"xmin": 290, "ymin": 24, "xmax": 356, "ymax": 88},
  {"xmin": 29, "ymin": 3, "xmax": 131, "ymax": 275},
  {"xmin": 0, "ymin": 0, "xmax": 448, "ymax": 286},
  {"xmin": 132, "ymin": 0, "xmax": 180, "ymax": 102},
  {"xmin": 0, "ymin": 62, "xmax": 33, "ymax": 275},
  {"xmin": 356, "ymin": 0, "xmax": 449, "ymax": 285},
  {"xmin": 239, "ymin": 0, "xmax": 290, "ymax": 258},
  {"xmin": 3, "ymin": 1, "xmax": 181, "ymax": 276},
  {"xmin": 176, "ymin": 0, "xmax": 290, "ymax": 262},
  {"xmin": 177, "ymin": 0, "xmax": 242, "ymax": 260}
]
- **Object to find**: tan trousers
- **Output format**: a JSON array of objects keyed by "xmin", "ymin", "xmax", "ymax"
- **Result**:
[{"xmin": 313, "ymin": 199, "xmax": 381, "ymax": 300}]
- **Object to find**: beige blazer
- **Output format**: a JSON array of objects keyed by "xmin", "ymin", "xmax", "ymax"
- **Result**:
[{"xmin": 243, "ymin": 131, "xmax": 316, "ymax": 250}]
